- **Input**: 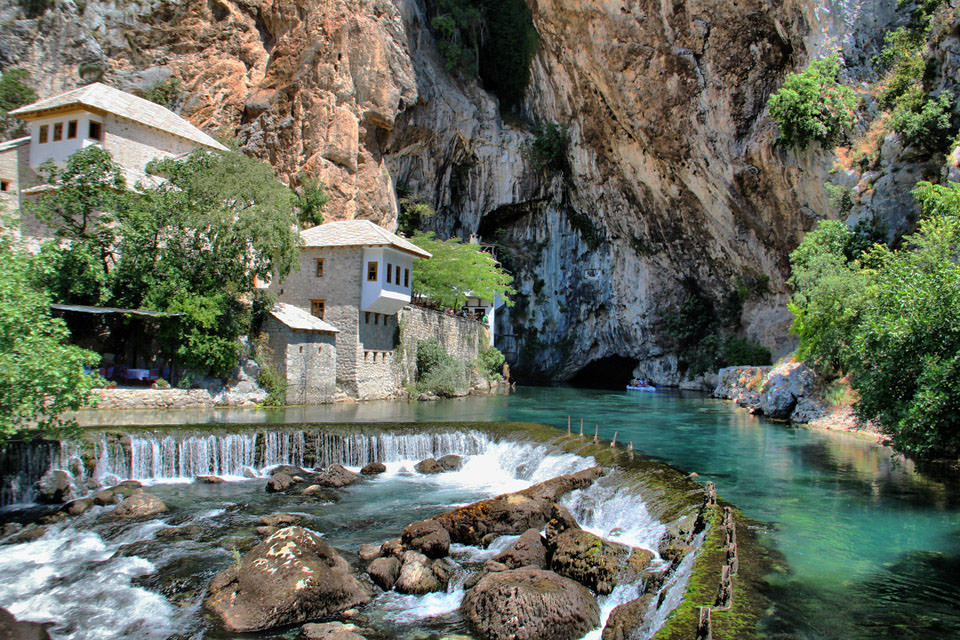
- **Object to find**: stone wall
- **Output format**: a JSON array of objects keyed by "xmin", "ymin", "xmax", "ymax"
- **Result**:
[
  {"xmin": 102, "ymin": 114, "xmax": 200, "ymax": 174},
  {"xmin": 398, "ymin": 305, "xmax": 484, "ymax": 383},
  {"xmin": 264, "ymin": 317, "xmax": 337, "ymax": 405}
]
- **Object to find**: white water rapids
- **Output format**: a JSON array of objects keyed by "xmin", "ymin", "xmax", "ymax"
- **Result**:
[{"xmin": 0, "ymin": 429, "xmax": 694, "ymax": 640}]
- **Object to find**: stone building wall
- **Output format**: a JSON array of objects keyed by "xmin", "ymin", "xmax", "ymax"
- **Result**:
[
  {"xmin": 263, "ymin": 317, "xmax": 337, "ymax": 405},
  {"xmin": 270, "ymin": 246, "xmax": 364, "ymax": 395},
  {"xmin": 102, "ymin": 114, "xmax": 200, "ymax": 174},
  {"xmin": 397, "ymin": 305, "xmax": 484, "ymax": 383}
]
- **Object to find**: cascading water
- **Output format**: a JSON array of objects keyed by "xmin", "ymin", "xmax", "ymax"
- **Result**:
[{"xmin": 0, "ymin": 441, "xmax": 56, "ymax": 507}]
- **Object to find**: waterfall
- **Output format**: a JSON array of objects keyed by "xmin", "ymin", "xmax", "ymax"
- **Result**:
[
  {"xmin": 313, "ymin": 431, "xmax": 489, "ymax": 467},
  {"xmin": 0, "ymin": 441, "xmax": 56, "ymax": 507}
]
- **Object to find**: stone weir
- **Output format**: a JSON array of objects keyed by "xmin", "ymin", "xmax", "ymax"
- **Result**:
[{"xmin": 0, "ymin": 422, "xmax": 774, "ymax": 640}]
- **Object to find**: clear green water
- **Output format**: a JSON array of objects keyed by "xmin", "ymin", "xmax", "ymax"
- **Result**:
[{"xmin": 77, "ymin": 386, "xmax": 960, "ymax": 639}]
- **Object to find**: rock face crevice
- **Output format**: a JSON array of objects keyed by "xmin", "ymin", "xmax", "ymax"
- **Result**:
[{"xmin": 0, "ymin": 0, "xmax": 909, "ymax": 382}]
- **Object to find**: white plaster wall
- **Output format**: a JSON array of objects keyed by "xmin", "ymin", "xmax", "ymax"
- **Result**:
[
  {"xmin": 360, "ymin": 246, "xmax": 413, "ymax": 312},
  {"xmin": 28, "ymin": 113, "xmax": 97, "ymax": 166}
]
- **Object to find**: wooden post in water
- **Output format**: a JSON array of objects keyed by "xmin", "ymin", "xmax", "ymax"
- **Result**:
[
  {"xmin": 579, "ymin": 419, "xmax": 584, "ymax": 438},
  {"xmin": 593, "ymin": 424, "xmax": 599, "ymax": 443},
  {"xmin": 611, "ymin": 431, "xmax": 618, "ymax": 447},
  {"xmin": 628, "ymin": 441, "xmax": 634, "ymax": 460},
  {"xmin": 705, "ymin": 481, "xmax": 716, "ymax": 507},
  {"xmin": 696, "ymin": 607, "xmax": 712, "ymax": 640},
  {"xmin": 567, "ymin": 416, "xmax": 571, "ymax": 435}
]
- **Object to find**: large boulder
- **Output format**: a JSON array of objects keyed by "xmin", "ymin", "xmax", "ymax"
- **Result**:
[
  {"xmin": 601, "ymin": 595, "xmax": 655, "ymax": 640},
  {"xmin": 0, "ymin": 607, "xmax": 52, "ymax": 640},
  {"xmin": 494, "ymin": 528, "xmax": 547, "ymax": 569},
  {"xmin": 266, "ymin": 473, "xmax": 294, "ymax": 493},
  {"xmin": 314, "ymin": 464, "xmax": 359, "ymax": 488},
  {"xmin": 434, "ymin": 493, "xmax": 550, "ymax": 546},
  {"xmin": 414, "ymin": 458, "xmax": 443, "ymax": 474},
  {"xmin": 550, "ymin": 529, "xmax": 652, "ymax": 595},
  {"xmin": 460, "ymin": 568, "xmax": 600, "ymax": 640},
  {"xmin": 760, "ymin": 361, "xmax": 819, "ymax": 420},
  {"xmin": 271, "ymin": 465, "xmax": 308, "ymax": 477},
  {"xmin": 401, "ymin": 519, "xmax": 450, "ymax": 559},
  {"xmin": 113, "ymin": 491, "xmax": 167, "ymax": 519},
  {"xmin": 791, "ymin": 397, "xmax": 829, "ymax": 423},
  {"xmin": 544, "ymin": 504, "xmax": 581, "ymax": 543},
  {"xmin": 36, "ymin": 470, "xmax": 74, "ymax": 504},
  {"xmin": 205, "ymin": 526, "xmax": 371, "ymax": 632},
  {"xmin": 367, "ymin": 556, "xmax": 401, "ymax": 590},
  {"xmin": 360, "ymin": 462, "xmax": 386, "ymax": 475}
]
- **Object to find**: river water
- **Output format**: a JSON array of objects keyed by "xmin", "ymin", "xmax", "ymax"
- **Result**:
[{"xmin": 7, "ymin": 386, "xmax": 960, "ymax": 639}]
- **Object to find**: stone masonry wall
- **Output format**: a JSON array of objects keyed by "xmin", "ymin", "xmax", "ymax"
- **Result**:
[
  {"xmin": 264, "ymin": 317, "xmax": 337, "ymax": 405},
  {"xmin": 398, "ymin": 305, "xmax": 484, "ymax": 384}
]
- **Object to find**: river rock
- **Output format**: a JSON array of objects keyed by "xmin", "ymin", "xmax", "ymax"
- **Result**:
[
  {"xmin": 381, "ymin": 537, "xmax": 405, "ymax": 559},
  {"xmin": 601, "ymin": 594, "xmax": 655, "ymax": 640},
  {"xmin": 266, "ymin": 472, "xmax": 294, "ymax": 492},
  {"xmin": 414, "ymin": 458, "xmax": 443, "ymax": 474},
  {"xmin": 790, "ymin": 397, "xmax": 828, "ymax": 423},
  {"xmin": 315, "ymin": 464, "xmax": 359, "ymax": 488},
  {"xmin": 298, "ymin": 621, "xmax": 368, "ymax": 640},
  {"xmin": 0, "ymin": 606, "xmax": 52, "ymax": 640},
  {"xmin": 258, "ymin": 513, "xmax": 303, "ymax": 527},
  {"xmin": 118, "ymin": 480, "xmax": 143, "ymax": 489},
  {"xmin": 760, "ymin": 361, "xmax": 819, "ymax": 420},
  {"xmin": 196, "ymin": 475, "xmax": 224, "ymax": 484},
  {"xmin": 494, "ymin": 528, "xmax": 547, "ymax": 569},
  {"xmin": 394, "ymin": 551, "xmax": 448, "ymax": 594},
  {"xmin": 460, "ymin": 568, "xmax": 600, "ymax": 640},
  {"xmin": 435, "ymin": 493, "xmax": 552, "ymax": 546},
  {"xmin": 438, "ymin": 454, "xmax": 463, "ymax": 471},
  {"xmin": 156, "ymin": 524, "xmax": 202, "ymax": 538},
  {"xmin": 358, "ymin": 543, "xmax": 382, "ymax": 563},
  {"xmin": 367, "ymin": 556, "xmax": 401, "ymax": 590},
  {"xmin": 61, "ymin": 497, "xmax": 94, "ymax": 516},
  {"xmin": 545, "ymin": 504, "xmax": 581, "ymax": 542},
  {"xmin": 205, "ymin": 526, "xmax": 371, "ymax": 632},
  {"xmin": 114, "ymin": 490, "xmax": 168, "ymax": 519},
  {"xmin": 1, "ymin": 525, "xmax": 47, "ymax": 545},
  {"xmin": 360, "ymin": 462, "xmax": 386, "ymax": 475},
  {"xmin": 401, "ymin": 519, "xmax": 450, "ymax": 559},
  {"xmin": 550, "ymin": 529, "xmax": 653, "ymax": 595},
  {"xmin": 36, "ymin": 469, "xmax": 74, "ymax": 504},
  {"xmin": 271, "ymin": 465, "xmax": 307, "ymax": 476},
  {"xmin": 519, "ymin": 467, "xmax": 604, "ymax": 502}
]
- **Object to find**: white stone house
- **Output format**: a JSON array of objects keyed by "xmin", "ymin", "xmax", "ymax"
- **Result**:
[
  {"xmin": 0, "ymin": 82, "xmax": 227, "ymax": 238},
  {"xmin": 263, "ymin": 303, "xmax": 339, "ymax": 405},
  {"xmin": 268, "ymin": 219, "xmax": 432, "ymax": 398}
]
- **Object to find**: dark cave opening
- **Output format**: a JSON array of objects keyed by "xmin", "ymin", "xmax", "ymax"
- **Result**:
[{"xmin": 569, "ymin": 355, "xmax": 639, "ymax": 390}]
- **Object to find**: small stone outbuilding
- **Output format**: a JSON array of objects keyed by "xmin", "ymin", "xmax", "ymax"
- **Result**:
[{"xmin": 264, "ymin": 303, "xmax": 338, "ymax": 405}]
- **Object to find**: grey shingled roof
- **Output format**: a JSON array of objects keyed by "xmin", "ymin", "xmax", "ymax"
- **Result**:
[
  {"xmin": 300, "ymin": 220, "xmax": 431, "ymax": 258},
  {"xmin": 270, "ymin": 303, "xmax": 339, "ymax": 333},
  {"xmin": 9, "ymin": 83, "xmax": 227, "ymax": 151}
]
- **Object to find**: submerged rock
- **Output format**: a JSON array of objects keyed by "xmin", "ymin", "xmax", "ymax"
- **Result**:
[
  {"xmin": 494, "ymin": 528, "xmax": 547, "ymax": 569},
  {"xmin": 367, "ymin": 556, "xmax": 401, "ymax": 590},
  {"xmin": 258, "ymin": 513, "xmax": 304, "ymax": 527},
  {"xmin": 205, "ymin": 526, "xmax": 371, "ymax": 632},
  {"xmin": 414, "ymin": 458, "xmax": 443, "ymax": 474},
  {"xmin": 360, "ymin": 462, "xmax": 386, "ymax": 475},
  {"xmin": 550, "ymin": 529, "xmax": 652, "ymax": 595},
  {"xmin": 314, "ymin": 464, "xmax": 359, "ymax": 488},
  {"xmin": 114, "ymin": 491, "xmax": 168, "ymax": 519},
  {"xmin": 298, "ymin": 621, "xmax": 368, "ymax": 640},
  {"xmin": 0, "ymin": 606, "xmax": 52, "ymax": 640},
  {"xmin": 401, "ymin": 519, "xmax": 450, "ymax": 559},
  {"xmin": 394, "ymin": 551, "xmax": 449, "ymax": 594},
  {"xmin": 195, "ymin": 475, "xmax": 224, "ymax": 484},
  {"xmin": 460, "ymin": 568, "xmax": 600, "ymax": 640}
]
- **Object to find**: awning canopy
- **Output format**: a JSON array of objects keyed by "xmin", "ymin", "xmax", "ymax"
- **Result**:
[{"xmin": 50, "ymin": 304, "xmax": 183, "ymax": 318}]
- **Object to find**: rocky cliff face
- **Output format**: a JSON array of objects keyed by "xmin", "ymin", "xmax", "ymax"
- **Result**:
[{"xmin": 0, "ymin": 0, "xmax": 907, "ymax": 384}]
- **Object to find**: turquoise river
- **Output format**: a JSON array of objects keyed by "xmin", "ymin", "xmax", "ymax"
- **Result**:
[{"xmin": 74, "ymin": 386, "xmax": 960, "ymax": 640}]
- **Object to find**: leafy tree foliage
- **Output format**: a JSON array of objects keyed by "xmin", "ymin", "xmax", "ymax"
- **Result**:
[
  {"xmin": 478, "ymin": 345, "xmax": 505, "ymax": 378},
  {"xmin": 409, "ymin": 231, "xmax": 516, "ymax": 309},
  {"xmin": 0, "ymin": 69, "xmax": 37, "ymax": 117},
  {"xmin": 767, "ymin": 53, "xmax": 858, "ymax": 149},
  {"xmin": 295, "ymin": 176, "xmax": 330, "ymax": 228},
  {"xmin": 789, "ymin": 182, "xmax": 960, "ymax": 457},
  {"xmin": 0, "ymin": 237, "xmax": 100, "ymax": 444},
  {"xmin": 396, "ymin": 184, "xmax": 436, "ymax": 236},
  {"xmin": 141, "ymin": 77, "xmax": 183, "ymax": 109},
  {"xmin": 889, "ymin": 90, "xmax": 955, "ymax": 153},
  {"xmin": 427, "ymin": 0, "xmax": 538, "ymax": 110},
  {"xmin": 27, "ymin": 146, "xmax": 300, "ymax": 376}
]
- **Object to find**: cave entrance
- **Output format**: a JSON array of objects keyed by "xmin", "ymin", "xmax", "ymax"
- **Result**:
[{"xmin": 569, "ymin": 355, "xmax": 639, "ymax": 390}]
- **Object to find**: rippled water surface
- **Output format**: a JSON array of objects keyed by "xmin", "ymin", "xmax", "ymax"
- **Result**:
[{"xmin": 73, "ymin": 386, "xmax": 960, "ymax": 639}]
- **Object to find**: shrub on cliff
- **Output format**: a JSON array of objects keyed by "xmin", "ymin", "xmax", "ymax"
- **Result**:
[
  {"xmin": 526, "ymin": 122, "xmax": 569, "ymax": 176},
  {"xmin": 0, "ymin": 237, "xmax": 100, "ymax": 444},
  {"xmin": 767, "ymin": 53, "xmax": 858, "ymax": 149},
  {"xmin": 890, "ymin": 90, "xmax": 955, "ymax": 153}
]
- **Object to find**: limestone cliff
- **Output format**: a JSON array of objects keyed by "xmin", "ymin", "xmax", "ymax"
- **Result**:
[{"xmin": 0, "ymin": 0, "xmax": 911, "ymax": 384}]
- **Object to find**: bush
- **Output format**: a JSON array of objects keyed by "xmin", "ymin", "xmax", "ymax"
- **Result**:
[
  {"xmin": 141, "ymin": 78, "xmax": 182, "ymax": 109},
  {"xmin": 825, "ymin": 182, "xmax": 854, "ymax": 215},
  {"xmin": 721, "ymin": 336, "xmax": 771, "ymax": 367},
  {"xmin": 767, "ymin": 53, "xmax": 858, "ymax": 149},
  {"xmin": 295, "ymin": 176, "xmax": 330, "ymax": 228},
  {"xmin": 526, "ymin": 122, "xmax": 569, "ymax": 176},
  {"xmin": 257, "ymin": 364, "xmax": 287, "ymax": 406},
  {"xmin": 416, "ymin": 338, "xmax": 450, "ymax": 378},
  {"xmin": 478, "ymin": 345, "xmax": 505, "ymax": 379},
  {"xmin": 419, "ymin": 358, "xmax": 470, "ymax": 396},
  {"xmin": 890, "ymin": 90, "xmax": 955, "ymax": 153},
  {"xmin": 0, "ymin": 69, "xmax": 37, "ymax": 116}
]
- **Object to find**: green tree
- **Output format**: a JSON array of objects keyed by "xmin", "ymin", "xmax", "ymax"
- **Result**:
[
  {"xmin": 0, "ymin": 237, "xmax": 100, "ymax": 444},
  {"xmin": 787, "ymin": 219, "xmax": 870, "ymax": 374},
  {"xmin": 0, "ymin": 69, "xmax": 37, "ymax": 116},
  {"xmin": 409, "ymin": 231, "xmax": 516, "ymax": 309},
  {"xmin": 890, "ymin": 90, "xmax": 955, "ymax": 153},
  {"xmin": 767, "ymin": 53, "xmax": 858, "ymax": 149},
  {"xmin": 295, "ymin": 176, "xmax": 330, "ymax": 228},
  {"xmin": 396, "ymin": 185, "xmax": 435, "ymax": 236}
]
